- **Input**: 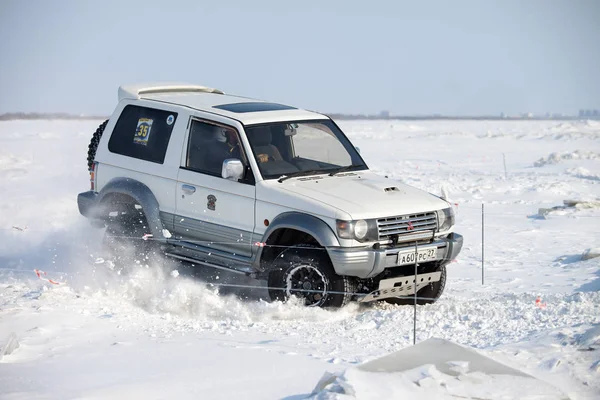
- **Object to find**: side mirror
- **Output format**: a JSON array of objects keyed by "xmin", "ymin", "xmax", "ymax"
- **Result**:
[
  {"xmin": 222, "ymin": 159, "xmax": 244, "ymax": 181},
  {"xmin": 284, "ymin": 123, "xmax": 298, "ymax": 136},
  {"xmin": 355, "ymin": 146, "xmax": 361, "ymax": 154}
]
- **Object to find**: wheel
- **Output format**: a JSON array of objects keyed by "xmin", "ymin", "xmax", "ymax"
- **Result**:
[
  {"xmin": 87, "ymin": 120, "xmax": 108, "ymax": 171},
  {"xmin": 267, "ymin": 247, "xmax": 356, "ymax": 308},
  {"xmin": 101, "ymin": 205, "xmax": 155, "ymax": 270},
  {"xmin": 384, "ymin": 264, "xmax": 447, "ymax": 306}
]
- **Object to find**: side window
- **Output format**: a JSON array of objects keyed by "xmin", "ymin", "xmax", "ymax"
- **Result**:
[
  {"xmin": 186, "ymin": 120, "xmax": 244, "ymax": 177},
  {"xmin": 108, "ymin": 105, "xmax": 177, "ymax": 164}
]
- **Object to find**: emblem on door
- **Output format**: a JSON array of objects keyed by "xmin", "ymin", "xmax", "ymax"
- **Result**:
[{"xmin": 207, "ymin": 194, "xmax": 217, "ymax": 211}]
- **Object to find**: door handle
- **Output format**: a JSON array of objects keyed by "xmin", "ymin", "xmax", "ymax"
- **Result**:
[{"xmin": 182, "ymin": 184, "xmax": 196, "ymax": 194}]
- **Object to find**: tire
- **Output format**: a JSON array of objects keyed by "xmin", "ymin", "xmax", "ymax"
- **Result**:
[
  {"xmin": 384, "ymin": 264, "xmax": 447, "ymax": 306},
  {"xmin": 87, "ymin": 120, "xmax": 108, "ymax": 171},
  {"xmin": 102, "ymin": 205, "xmax": 155, "ymax": 269},
  {"xmin": 267, "ymin": 247, "xmax": 356, "ymax": 308}
]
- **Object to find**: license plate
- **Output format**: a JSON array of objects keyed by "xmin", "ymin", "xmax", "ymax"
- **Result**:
[{"xmin": 396, "ymin": 247, "xmax": 437, "ymax": 265}]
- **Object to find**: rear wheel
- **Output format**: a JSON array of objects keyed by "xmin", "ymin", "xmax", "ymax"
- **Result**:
[
  {"xmin": 267, "ymin": 248, "xmax": 356, "ymax": 308},
  {"xmin": 102, "ymin": 204, "xmax": 155, "ymax": 270}
]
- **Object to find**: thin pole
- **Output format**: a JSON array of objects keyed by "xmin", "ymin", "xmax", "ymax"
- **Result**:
[
  {"xmin": 413, "ymin": 241, "xmax": 418, "ymax": 345},
  {"xmin": 482, "ymin": 203, "xmax": 485, "ymax": 285},
  {"xmin": 503, "ymin": 153, "xmax": 507, "ymax": 180}
]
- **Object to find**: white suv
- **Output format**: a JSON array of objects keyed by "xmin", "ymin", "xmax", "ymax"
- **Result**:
[{"xmin": 78, "ymin": 83, "xmax": 462, "ymax": 307}]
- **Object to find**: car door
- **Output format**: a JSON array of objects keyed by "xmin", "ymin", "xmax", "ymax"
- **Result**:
[{"xmin": 173, "ymin": 117, "xmax": 256, "ymax": 259}]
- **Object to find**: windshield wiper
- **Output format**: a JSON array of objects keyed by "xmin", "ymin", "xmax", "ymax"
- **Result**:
[
  {"xmin": 328, "ymin": 165, "xmax": 358, "ymax": 176},
  {"xmin": 278, "ymin": 170, "xmax": 326, "ymax": 183}
]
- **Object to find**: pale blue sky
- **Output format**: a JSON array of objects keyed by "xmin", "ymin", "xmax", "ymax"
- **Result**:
[{"xmin": 1, "ymin": 0, "xmax": 598, "ymax": 115}]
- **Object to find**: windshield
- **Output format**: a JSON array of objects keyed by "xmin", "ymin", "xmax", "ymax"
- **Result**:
[{"xmin": 244, "ymin": 120, "xmax": 367, "ymax": 180}]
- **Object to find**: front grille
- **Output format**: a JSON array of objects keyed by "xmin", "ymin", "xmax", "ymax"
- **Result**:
[{"xmin": 377, "ymin": 212, "xmax": 437, "ymax": 242}]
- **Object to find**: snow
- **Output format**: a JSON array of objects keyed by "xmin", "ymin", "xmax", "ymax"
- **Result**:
[
  {"xmin": 0, "ymin": 332, "xmax": 19, "ymax": 360},
  {"xmin": 583, "ymin": 248, "xmax": 600, "ymax": 261},
  {"xmin": 534, "ymin": 150, "xmax": 600, "ymax": 167},
  {"xmin": 311, "ymin": 365, "xmax": 567, "ymax": 399},
  {"xmin": 311, "ymin": 338, "xmax": 568, "ymax": 398},
  {"xmin": 1, "ymin": 119, "xmax": 599, "ymax": 399}
]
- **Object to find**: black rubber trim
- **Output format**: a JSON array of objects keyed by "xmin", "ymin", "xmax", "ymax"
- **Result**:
[
  {"xmin": 446, "ymin": 233, "xmax": 464, "ymax": 261},
  {"xmin": 77, "ymin": 191, "xmax": 97, "ymax": 217},
  {"xmin": 213, "ymin": 102, "xmax": 296, "ymax": 113}
]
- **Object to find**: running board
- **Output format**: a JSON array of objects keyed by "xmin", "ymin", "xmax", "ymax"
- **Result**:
[
  {"xmin": 164, "ymin": 252, "xmax": 255, "ymax": 277},
  {"xmin": 359, "ymin": 271, "xmax": 442, "ymax": 303}
]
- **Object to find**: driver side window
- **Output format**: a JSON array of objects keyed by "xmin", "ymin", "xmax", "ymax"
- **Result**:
[{"xmin": 186, "ymin": 120, "xmax": 244, "ymax": 177}]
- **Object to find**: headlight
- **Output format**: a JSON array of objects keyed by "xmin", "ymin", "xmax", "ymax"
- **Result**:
[
  {"xmin": 336, "ymin": 219, "xmax": 376, "ymax": 242},
  {"xmin": 437, "ymin": 207, "xmax": 455, "ymax": 232},
  {"xmin": 438, "ymin": 209, "xmax": 447, "ymax": 228},
  {"xmin": 354, "ymin": 220, "xmax": 368, "ymax": 240}
]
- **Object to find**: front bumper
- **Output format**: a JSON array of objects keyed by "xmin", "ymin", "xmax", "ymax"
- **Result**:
[{"xmin": 327, "ymin": 233, "xmax": 463, "ymax": 279}]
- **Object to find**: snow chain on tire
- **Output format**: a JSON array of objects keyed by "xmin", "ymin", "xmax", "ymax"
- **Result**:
[
  {"xmin": 268, "ymin": 246, "xmax": 357, "ymax": 308},
  {"xmin": 87, "ymin": 120, "xmax": 109, "ymax": 171}
]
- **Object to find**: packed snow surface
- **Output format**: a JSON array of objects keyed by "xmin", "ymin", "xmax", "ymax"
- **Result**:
[{"xmin": 1, "ymin": 119, "xmax": 599, "ymax": 399}]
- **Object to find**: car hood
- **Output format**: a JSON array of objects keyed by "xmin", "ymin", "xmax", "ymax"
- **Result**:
[{"xmin": 275, "ymin": 171, "xmax": 449, "ymax": 219}]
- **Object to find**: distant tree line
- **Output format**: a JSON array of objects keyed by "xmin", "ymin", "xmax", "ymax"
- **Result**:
[
  {"xmin": 0, "ymin": 112, "xmax": 595, "ymax": 121},
  {"xmin": 0, "ymin": 112, "xmax": 107, "ymax": 121},
  {"xmin": 326, "ymin": 113, "xmax": 588, "ymax": 121}
]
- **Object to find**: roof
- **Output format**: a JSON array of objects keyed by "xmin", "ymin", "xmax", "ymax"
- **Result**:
[{"xmin": 118, "ymin": 83, "xmax": 326, "ymax": 125}]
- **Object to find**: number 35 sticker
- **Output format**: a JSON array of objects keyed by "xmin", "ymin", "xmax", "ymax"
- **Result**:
[{"xmin": 134, "ymin": 118, "xmax": 153, "ymax": 145}]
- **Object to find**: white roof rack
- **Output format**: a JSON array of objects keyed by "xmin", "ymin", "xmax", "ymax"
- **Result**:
[{"xmin": 118, "ymin": 83, "xmax": 224, "ymax": 101}]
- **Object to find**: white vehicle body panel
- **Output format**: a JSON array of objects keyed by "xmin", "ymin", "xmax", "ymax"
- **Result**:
[
  {"xmin": 136, "ymin": 91, "xmax": 327, "ymax": 126},
  {"xmin": 270, "ymin": 171, "xmax": 449, "ymax": 220},
  {"xmin": 81, "ymin": 83, "xmax": 462, "ymax": 284},
  {"xmin": 118, "ymin": 82, "xmax": 224, "ymax": 101},
  {"xmin": 175, "ymin": 169, "xmax": 256, "ymax": 257},
  {"xmin": 94, "ymin": 100, "xmax": 189, "ymax": 216},
  {"xmin": 254, "ymin": 180, "xmax": 351, "ymax": 243}
]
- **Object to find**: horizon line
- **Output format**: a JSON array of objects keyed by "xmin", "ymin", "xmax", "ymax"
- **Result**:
[{"xmin": 0, "ymin": 111, "xmax": 597, "ymax": 122}]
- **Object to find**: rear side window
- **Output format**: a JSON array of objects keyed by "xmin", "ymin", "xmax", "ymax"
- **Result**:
[{"xmin": 108, "ymin": 105, "xmax": 177, "ymax": 164}]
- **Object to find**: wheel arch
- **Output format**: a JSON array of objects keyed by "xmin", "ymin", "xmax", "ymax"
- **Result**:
[
  {"xmin": 93, "ymin": 177, "xmax": 164, "ymax": 239},
  {"xmin": 253, "ymin": 212, "xmax": 339, "ymax": 270}
]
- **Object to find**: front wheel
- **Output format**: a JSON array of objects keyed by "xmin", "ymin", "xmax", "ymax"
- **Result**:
[{"xmin": 267, "ymin": 248, "xmax": 356, "ymax": 308}]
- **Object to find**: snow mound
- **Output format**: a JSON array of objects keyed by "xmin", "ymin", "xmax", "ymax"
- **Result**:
[
  {"xmin": 0, "ymin": 332, "xmax": 20, "ymax": 360},
  {"xmin": 582, "ymin": 248, "xmax": 600, "ymax": 261},
  {"xmin": 576, "ymin": 324, "xmax": 600, "ymax": 350},
  {"xmin": 542, "ymin": 121, "xmax": 600, "ymax": 140},
  {"xmin": 533, "ymin": 150, "xmax": 600, "ymax": 167},
  {"xmin": 553, "ymin": 120, "xmax": 600, "ymax": 130},
  {"xmin": 478, "ymin": 130, "xmax": 511, "ymax": 139},
  {"xmin": 0, "ymin": 153, "xmax": 31, "ymax": 179},
  {"xmin": 566, "ymin": 167, "xmax": 600, "ymax": 181},
  {"xmin": 311, "ymin": 338, "xmax": 566, "ymax": 399},
  {"xmin": 0, "ymin": 153, "xmax": 30, "ymax": 169},
  {"xmin": 531, "ymin": 199, "xmax": 600, "ymax": 219},
  {"xmin": 311, "ymin": 366, "xmax": 565, "ymax": 400}
]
